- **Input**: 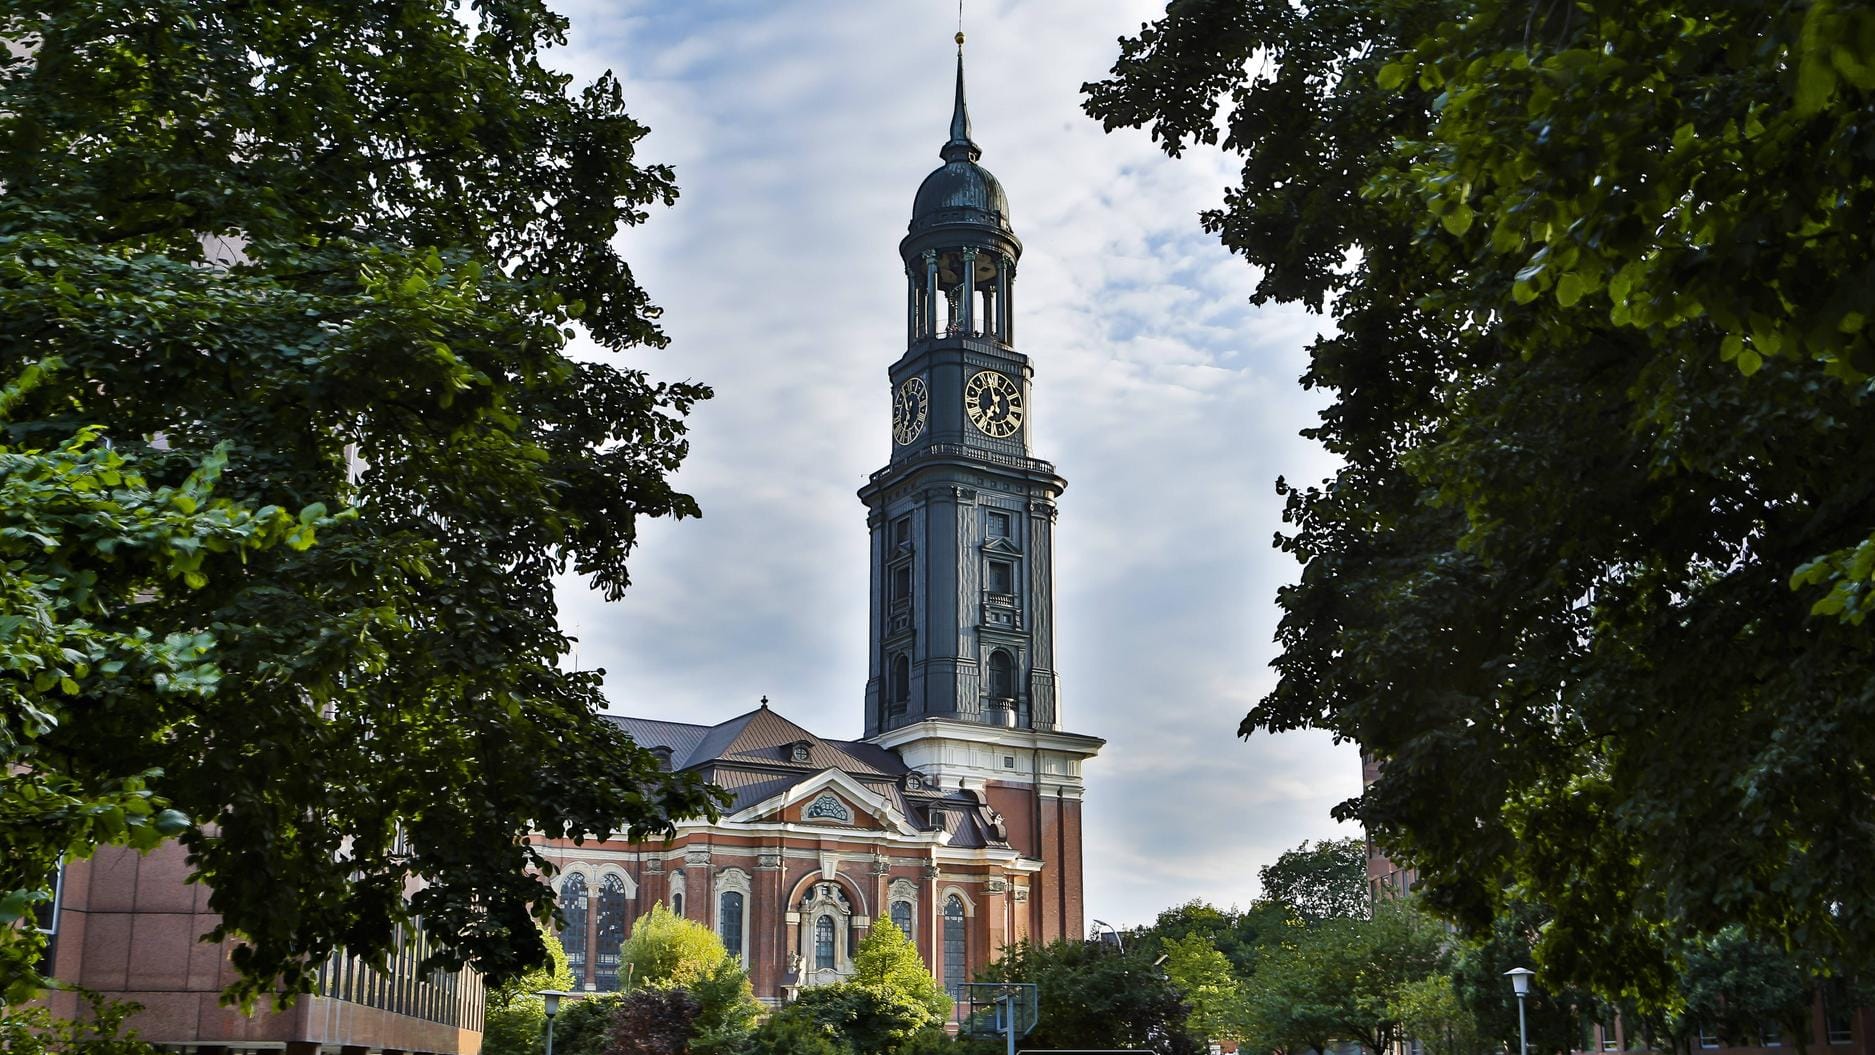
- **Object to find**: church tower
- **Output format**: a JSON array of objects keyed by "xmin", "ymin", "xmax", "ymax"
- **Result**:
[{"xmin": 860, "ymin": 39, "xmax": 1103, "ymax": 945}]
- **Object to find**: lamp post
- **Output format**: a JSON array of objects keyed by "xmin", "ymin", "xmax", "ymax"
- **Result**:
[
  {"xmin": 1089, "ymin": 919, "xmax": 1123, "ymax": 953},
  {"xmin": 1505, "ymin": 968, "xmax": 1535, "ymax": 1055},
  {"xmin": 539, "ymin": 989, "xmax": 579, "ymax": 1055}
]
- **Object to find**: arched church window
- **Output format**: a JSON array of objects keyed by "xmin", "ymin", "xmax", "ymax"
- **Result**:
[
  {"xmin": 559, "ymin": 873, "xmax": 588, "ymax": 987},
  {"xmin": 594, "ymin": 874, "xmax": 627, "ymax": 991},
  {"xmin": 891, "ymin": 900, "xmax": 914, "ymax": 940},
  {"xmin": 891, "ymin": 655, "xmax": 911, "ymax": 710},
  {"xmin": 815, "ymin": 915, "xmax": 836, "ymax": 970},
  {"xmin": 672, "ymin": 891, "xmax": 684, "ymax": 918},
  {"xmin": 943, "ymin": 896, "xmax": 966, "ymax": 997},
  {"xmin": 719, "ymin": 891, "xmax": 744, "ymax": 959},
  {"xmin": 987, "ymin": 650, "xmax": 1015, "ymax": 698}
]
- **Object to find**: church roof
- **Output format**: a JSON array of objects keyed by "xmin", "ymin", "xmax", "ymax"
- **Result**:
[
  {"xmin": 910, "ymin": 48, "xmax": 1011, "ymax": 234},
  {"xmin": 603, "ymin": 703, "xmax": 1008, "ymax": 849}
]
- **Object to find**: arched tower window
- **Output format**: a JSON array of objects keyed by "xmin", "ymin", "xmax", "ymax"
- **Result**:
[
  {"xmin": 594, "ymin": 874, "xmax": 627, "ymax": 991},
  {"xmin": 672, "ymin": 891, "xmax": 684, "ymax": 917},
  {"xmin": 987, "ymin": 649, "xmax": 1015, "ymax": 698},
  {"xmin": 815, "ymin": 915, "xmax": 836, "ymax": 970},
  {"xmin": 943, "ymin": 895, "xmax": 967, "ymax": 997},
  {"xmin": 891, "ymin": 654, "xmax": 911, "ymax": 712},
  {"xmin": 559, "ymin": 873, "xmax": 588, "ymax": 987},
  {"xmin": 891, "ymin": 900, "xmax": 914, "ymax": 939}
]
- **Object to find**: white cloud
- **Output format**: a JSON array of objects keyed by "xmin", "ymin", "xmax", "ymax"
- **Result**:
[{"xmin": 546, "ymin": 0, "xmax": 1360, "ymax": 929}]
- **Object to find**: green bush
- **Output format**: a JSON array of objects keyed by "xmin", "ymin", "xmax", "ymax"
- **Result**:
[{"xmin": 741, "ymin": 1007, "xmax": 842, "ymax": 1055}]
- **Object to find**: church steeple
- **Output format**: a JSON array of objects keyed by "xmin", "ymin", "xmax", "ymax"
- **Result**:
[
  {"xmin": 942, "ymin": 40, "xmax": 980, "ymax": 164},
  {"xmin": 860, "ymin": 41, "xmax": 1066, "ymax": 740}
]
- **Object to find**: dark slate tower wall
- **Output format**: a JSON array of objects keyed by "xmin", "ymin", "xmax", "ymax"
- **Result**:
[{"xmin": 858, "ymin": 52, "xmax": 1066, "ymax": 740}]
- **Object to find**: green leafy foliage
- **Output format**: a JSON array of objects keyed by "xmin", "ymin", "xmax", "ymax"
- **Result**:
[
  {"xmin": 1448, "ymin": 901, "xmax": 1592, "ymax": 1055},
  {"xmin": 846, "ymin": 916, "xmax": 952, "ymax": 1023},
  {"xmin": 1257, "ymin": 838, "xmax": 1369, "ymax": 923},
  {"xmin": 688, "ymin": 959, "xmax": 763, "ymax": 1055},
  {"xmin": 479, "ymin": 929, "xmax": 575, "ymax": 1055},
  {"xmin": 1390, "ymin": 974, "xmax": 1488, "ymax": 1055},
  {"xmin": 1084, "ymin": 0, "xmax": 1875, "ymax": 995},
  {"xmin": 740, "ymin": 1007, "xmax": 844, "ymax": 1055},
  {"xmin": 0, "ymin": 0, "xmax": 726, "ymax": 1006},
  {"xmin": 609, "ymin": 988, "xmax": 702, "ymax": 1055},
  {"xmin": 623, "ymin": 904, "xmax": 739, "ymax": 992},
  {"xmin": 979, "ymin": 938, "xmax": 1203, "ymax": 1055},
  {"xmin": 0, "ymin": 989, "xmax": 157, "ymax": 1055},
  {"xmin": 545, "ymin": 994, "xmax": 624, "ymax": 1055},
  {"xmin": 1162, "ymin": 932, "xmax": 1247, "ymax": 1043},
  {"xmin": 0, "ymin": 363, "xmax": 317, "ymax": 1000},
  {"xmin": 789, "ymin": 983, "xmax": 948, "ymax": 1055},
  {"xmin": 1131, "ymin": 899, "xmax": 1294, "ymax": 978},
  {"xmin": 1241, "ymin": 901, "xmax": 1447, "ymax": 1055}
]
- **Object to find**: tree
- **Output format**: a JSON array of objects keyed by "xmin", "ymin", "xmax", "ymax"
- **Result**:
[
  {"xmin": 1162, "ymin": 932, "xmax": 1247, "ymax": 1043},
  {"xmin": 687, "ymin": 959, "xmax": 763, "ymax": 1055},
  {"xmin": 1258, "ymin": 838, "xmax": 1368, "ymax": 923},
  {"xmin": 614, "ymin": 905, "xmax": 760, "ymax": 1055},
  {"xmin": 980, "ymin": 938, "xmax": 1203, "ymax": 1055},
  {"xmin": 1671, "ymin": 927, "xmax": 1815, "ymax": 1053},
  {"xmin": 1, "ymin": 0, "xmax": 724, "ymax": 1004},
  {"xmin": 0, "ymin": 362, "xmax": 321, "ymax": 999},
  {"xmin": 790, "ymin": 983, "xmax": 948, "ymax": 1055},
  {"xmin": 609, "ymin": 988, "xmax": 701, "ymax": 1055},
  {"xmin": 1448, "ymin": 901, "xmax": 1592, "ymax": 1055},
  {"xmin": 1083, "ymin": 0, "xmax": 1875, "ymax": 994},
  {"xmin": 740, "ymin": 1008, "xmax": 843, "ymax": 1055},
  {"xmin": 543, "ymin": 995, "xmax": 622, "ymax": 1055},
  {"xmin": 847, "ymin": 916, "xmax": 952, "ymax": 1023},
  {"xmin": 1391, "ymin": 975, "xmax": 1488, "ymax": 1055},
  {"xmin": 1242, "ymin": 902, "xmax": 1446, "ymax": 1055},
  {"xmin": 1134, "ymin": 898, "xmax": 1293, "ymax": 978},
  {"xmin": 479, "ymin": 929, "xmax": 575, "ymax": 1055},
  {"xmin": 622, "ymin": 904, "xmax": 737, "ymax": 991}
]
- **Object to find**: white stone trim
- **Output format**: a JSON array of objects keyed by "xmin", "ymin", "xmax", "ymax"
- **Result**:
[
  {"xmin": 939, "ymin": 885, "xmax": 977, "ymax": 916},
  {"xmin": 714, "ymin": 868, "xmax": 752, "ymax": 967},
  {"xmin": 726, "ymin": 768, "xmax": 925, "ymax": 835}
]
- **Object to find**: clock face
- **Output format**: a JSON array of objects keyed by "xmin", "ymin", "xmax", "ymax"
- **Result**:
[
  {"xmin": 892, "ymin": 376, "xmax": 929, "ymax": 445},
  {"xmin": 964, "ymin": 370, "xmax": 1023, "ymax": 439}
]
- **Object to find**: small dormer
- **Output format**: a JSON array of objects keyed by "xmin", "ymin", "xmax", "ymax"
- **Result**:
[
  {"xmin": 902, "ymin": 770, "xmax": 926, "ymax": 793},
  {"xmin": 651, "ymin": 746, "xmax": 674, "ymax": 771},
  {"xmin": 788, "ymin": 740, "xmax": 813, "ymax": 764}
]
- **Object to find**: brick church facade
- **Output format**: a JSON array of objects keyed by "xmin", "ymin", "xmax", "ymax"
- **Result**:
[{"xmin": 535, "ymin": 43, "xmax": 1103, "ymax": 1004}]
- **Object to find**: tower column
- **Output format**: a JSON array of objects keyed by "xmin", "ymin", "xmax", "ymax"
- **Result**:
[
  {"xmin": 923, "ymin": 249, "xmax": 939, "ymax": 338},
  {"xmin": 960, "ymin": 247, "xmax": 977, "ymax": 335},
  {"xmin": 995, "ymin": 253, "xmax": 1010, "ymax": 341},
  {"xmin": 1004, "ymin": 264, "xmax": 1015, "ymax": 345},
  {"xmin": 907, "ymin": 266, "xmax": 919, "ymax": 343}
]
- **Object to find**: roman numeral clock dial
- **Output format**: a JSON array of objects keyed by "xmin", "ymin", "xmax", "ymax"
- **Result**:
[
  {"xmin": 964, "ymin": 370, "xmax": 1023, "ymax": 439},
  {"xmin": 892, "ymin": 376, "xmax": 929, "ymax": 445}
]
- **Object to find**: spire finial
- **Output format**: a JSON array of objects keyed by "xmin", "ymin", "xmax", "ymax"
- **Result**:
[
  {"xmin": 942, "ymin": 23, "xmax": 981, "ymax": 164},
  {"xmin": 760, "ymin": 695, "xmax": 769, "ymax": 708}
]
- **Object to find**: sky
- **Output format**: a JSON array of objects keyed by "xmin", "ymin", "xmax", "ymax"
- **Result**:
[{"xmin": 544, "ymin": 0, "xmax": 1361, "ymax": 929}]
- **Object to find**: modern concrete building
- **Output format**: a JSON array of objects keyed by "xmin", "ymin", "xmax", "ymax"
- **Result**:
[{"xmin": 38, "ymin": 845, "xmax": 483, "ymax": 1055}]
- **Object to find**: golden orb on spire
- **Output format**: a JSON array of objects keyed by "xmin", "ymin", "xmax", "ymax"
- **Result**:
[{"xmin": 955, "ymin": 31, "xmax": 965, "ymax": 46}]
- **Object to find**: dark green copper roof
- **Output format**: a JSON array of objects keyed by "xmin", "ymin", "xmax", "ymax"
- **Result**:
[{"xmin": 910, "ymin": 51, "xmax": 1011, "ymax": 232}]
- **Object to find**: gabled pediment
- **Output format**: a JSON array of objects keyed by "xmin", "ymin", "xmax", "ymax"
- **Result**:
[
  {"xmin": 981, "ymin": 536, "xmax": 1023, "ymax": 556},
  {"xmin": 728, "ymin": 768, "xmax": 924, "ymax": 836}
]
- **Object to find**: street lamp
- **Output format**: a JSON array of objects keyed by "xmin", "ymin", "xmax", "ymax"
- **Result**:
[
  {"xmin": 1504, "ymin": 968, "xmax": 1535, "ymax": 1055},
  {"xmin": 539, "ymin": 989, "xmax": 580, "ymax": 1055},
  {"xmin": 1089, "ymin": 919, "xmax": 1123, "ymax": 952}
]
